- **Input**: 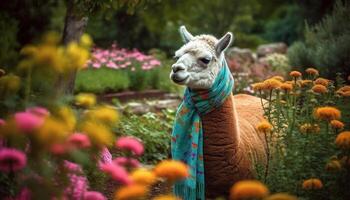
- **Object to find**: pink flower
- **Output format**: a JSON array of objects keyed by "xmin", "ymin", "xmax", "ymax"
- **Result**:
[
  {"xmin": 14, "ymin": 111, "xmax": 44, "ymax": 133},
  {"xmin": 13, "ymin": 187, "xmax": 31, "ymax": 200},
  {"xmin": 115, "ymin": 137, "xmax": 144, "ymax": 156},
  {"xmin": 100, "ymin": 163, "xmax": 131, "ymax": 185},
  {"xmin": 92, "ymin": 62, "xmax": 101, "ymax": 68},
  {"xmin": 149, "ymin": 59, "xmax": 161, "ymax": 66},
  {"xmin": 113, "ymin": 157, "xmax": 140, "ymax": 168},
  {"xmin": 26, "ymin": 106, "xmax": 49, "ymax": 117},
  {"xmin": 84, "ymin": 191, "xmax": 106, "ymax": 200},
  {"xmin": 50, "ymin": 143, "xmax": 69, "ymax": 155},
  {"xmin": 68, "ymin": 133, "xmax": 91, "ymax": 149},
  {"xmin": 100, "ymin": 147, "xmax": 112, "ymax": 163},
  {"xmin": 106, "ymin": 61, "xmax": 117, "ymax": 68},
  {"xmin": 0, "ymin": 119, "xmax": 5, "ymax": 126},
  {"xmin": 0, "ymin": 148, "xmax": 27, "ymax": 173}
]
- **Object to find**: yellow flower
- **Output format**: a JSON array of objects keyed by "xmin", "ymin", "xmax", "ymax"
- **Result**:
[
  {"xmin": 85, "ymin": 105, "xmax": 119, "ymax": 125},
  {"xmin": 271, "ymin": 76, "xmax": 284, "ymax": 82},
  {"xmin": 152, "ymin": 195, "xmax": 181, "ymax": 200},
  {"xmin": 265, "ymin": 193, "xmax": 297, "ymax": 200},
  {"xmin": 34, "ymin": 45, "xmax": 64, "ymax": 72},
  {"xmin": 114, "ymin": 184, "xmax": 148, "ymax": 200},
  {"xmin": 257, "ymin": 120, "xmax": 273, "ymax": 133},
  {"xmin": 280, "ymin": 83, "xmax": 293, "ymax": 92},
  {"xmin": 311, "ymin": 84, "xmax": 328, "ymax": 94},
  {"xmin": 229, "ymin": 180, "xmax": 269, "ymax": 200},
  {"xmin": 130, "ymin": 168, "xmax": 157, "ymax": 186},
  {"xmin": 80, "ymin": 33, "xmax": 93, "ymax": 48},
  {"xmin": 262, "ymin": 79, "xmax": 282, "ymax": 90},
  {"xmin": 66, "ymin": 42, "xmax": 90, "ymax": 70},
  {"xmin": 335, "ymin": 131, "xmax": 350, "ymax": 149},
  {"xmin": 37, "ymin": 117, "xmax": 70, "ymax": 144},
  {"xmin": 81, "ymin": 121, "xmax": 115, "ymax": 147},
  {"xmin": 0, "ymin": 74, "xmax": 21, "ymax": 93},
  {"xmin": 153, "ymin": 160, "xmax": 189, "ymax": 181},
  {"xmin": 314, "ymin": 78, "xmax": 330, "ymax": 86},
  {"xmin": 302, "ymin": 178, "xmax": 323, "ymax": 190},
  {"xmin": 299, "ymin": 123, "xmax": 320, "ymax": 134},
  {"xmin": 75, "ymin": 93, "xmax": 96, "ymax": 108},
  {"xmin": 325, "ymin": 159, "xmax": 342, "ymax": 172},
  {"xmin": 57, "ymin": 106, "xmax": 76, "ymax": 131},
  {"xmin": 314, "ymin": 106, "xmax": 341, "ymax": 121},
  {"xmin": 252, "ymin": 82, "xmax": 265, "ymax": 92},
  {"xmin": 289, "ymin": 71, "xmax": 302, "ymax": 78},
  {"xmin": 305, "ymin": 68, "xmax": 319, "ymax": 76},
  {"xmin": 330, "ymin": 120, "xmax": 344, "ymax": 130}
]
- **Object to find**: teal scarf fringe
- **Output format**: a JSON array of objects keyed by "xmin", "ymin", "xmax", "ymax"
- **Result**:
[{"xmin": 171, "ymin": 57, "xmax": 234, "ymax": 200}]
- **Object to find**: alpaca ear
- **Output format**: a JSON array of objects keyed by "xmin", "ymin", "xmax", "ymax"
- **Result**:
[
  {"xmin": 215, "ymin": 32, "xmax": 234, "ymax": 56},
  {"xmin": 179, "ymin": 26, "xmax": 194, "ymax": 43}
]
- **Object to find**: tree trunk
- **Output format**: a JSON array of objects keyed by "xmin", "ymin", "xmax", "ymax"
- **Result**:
[{"xmin": 58, "ymin": 1, "xmax": 88, "ymax": 95}]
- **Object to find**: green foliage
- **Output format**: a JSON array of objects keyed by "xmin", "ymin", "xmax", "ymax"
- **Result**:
[
  {"xmin": 288, "ymin": 0, "xmax": 350, "ymax": 80},
  {"xmin": 264, "ymin": 53, "xmax": 291, "ymax": 76},
  {"xmin": 75, "ymin": 67, "xmax": 130, "ymax": 94},
  {"xmin": 116, "ymin": 110, "xmax": 175, "ymax": 164},
  {"xmin": 0, "ymin": 13, "xmax": 19, "ymax": 69}
]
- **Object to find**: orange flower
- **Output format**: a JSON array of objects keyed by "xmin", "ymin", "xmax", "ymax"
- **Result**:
[
  {"xmin": 300, "ymin": 80, "xmax": 313, "ymax": 87},
  {"xmin": 330, "ymin": 120, "xmax": 344, "ymax": 130},
  {"xmin": 280, "ymin": 83, "xmax": 293, "ymax": 91},
  {"xmin": 302, "ymin": 178, "xmax": 323, "ymax": 190},
  {"xmin": 230, "ymin": 180, "xmax": 269, "ymax": 200},
  {"xmin": 311, "ymin": 84, "xmax": 328, "ymax": 94},
  {"xmin": 271, "ymin": 76, "xmax": 284, "ymax": 82},
  {"xmin": 152, "ymin": 195, "xmax": 181, "ymax": 200},
  {"xmin": 325, "ymin": 159, "xmax": 342, "ymax": 172},
  {"xmin": 130, "ymin": 168, "xmax": 157, "ymax": 186},
  {"xmin": 265, "ymin": 193, "xmax": 297, "ymax": 200},
  {"xmin": 289, "ymin": 71, "xmax": 302, "ymax": 78},
  {"xmin": 335, "ymin": 131, "xmax": 350, "ymax": 149},
  {"xmin": 114, "ymin": 184, "xmax": 148, "ymax": 200},
  {"xmin": 153, "ymin": 160, "xmax": 189, "ymax": 181},
  {"xmin": 314, "ymin": 78, "xmax": 330, "ymax": 86},
  {"xmin": 252, "ymin": 82, "xmax": 265, "ymax": 92},
  {"xmin": 257, "ymin": 120, "xmax": 273, "ymax": 133},
  {"xmin": 262, "ymin": 79, "xmax": 282, "ymax": 90},
  {"xmin": 314, "ymin": 107, "xmax": 341, "ymax": 121},
  {"xmin": 299, "ymin": 123, "xmax": 320, "ymax": 134},
  {"xmin": 336, "ymin": 86, "xmax": 350, "ymax": 96},
  {"xmin": 305, "ymin": 68, "xmax": 319, "ymax": 76}
]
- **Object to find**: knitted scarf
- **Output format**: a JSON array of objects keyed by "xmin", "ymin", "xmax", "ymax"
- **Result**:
[{"xmin": 171, "ymin": 57, "xmax": 234, "ymax": 200}]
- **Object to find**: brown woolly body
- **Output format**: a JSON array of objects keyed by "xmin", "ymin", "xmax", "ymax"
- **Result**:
[{"xmin": 202, "ymin": 93, "xmax": 266, "ymax": 198}]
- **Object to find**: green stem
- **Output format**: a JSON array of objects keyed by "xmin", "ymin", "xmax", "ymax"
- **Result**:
[{"xmin": 24, "ymin": 67, "xmax": 32, "ymax": 107}]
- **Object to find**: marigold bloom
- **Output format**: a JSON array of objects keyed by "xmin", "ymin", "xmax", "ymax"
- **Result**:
[
  {"xmin": 314, "ymin": 107, "xmax": 341, "ymax": 121},
  {"xmin": 0, "ymin": 74, "xmax": 21, "ymax": 92},
  {"xmin": 311, "ymin": 84, "xmax": 328, "ymax": 94},
  {"xmin": 80, "ymin": 34, "xmax": 93, "ymax": 48},
  {"xmin": 336, "ymin": 85, "xmax": 350, "ymax": 96},
  {"xmin": 265, "ymin": 193, "xmax": 297, "ymax": 200},
  {"xmin": 257, "ymin": 120, "xmax": 273, "ymax": 133},
  {"xmin": 300, "ymin": 80, "xmax": 313, "ymax": 87},
  {"xmin": 130, "ymin": 168, "xmax": 157, "ymax": 186},
  {"xmin": 113, "ymin": 157, "xmax": 141, "ymax": 168},
  {"xmin": 75, "ymin": 93, "xmax": 96, "ymax": 108},
  {"xmin": 81, "ymin": 122, "xmax": 114, "ymax": 147},
  {"xmin": 262, "ymin": 79, "xmax": 282, "ymax": 90},
  {"xmin": 116, "ymin": 137, "xmax": 144, "ymax": 156},
  {"xmin": 305, "ymin": 68, "xmax": 319, "ymax": 76},
  {"xmin": 0, "ymin": 148, "xmax": 27, "ymax": 173},
  {"xmin": 289, "ymin": 71, "xmax": 302, "ymax": 78},
  {"xmin": 280, "ymin": 83, "xmax": 293, "ymax": 91},
  {"xmin": 335, "ymin": 131, "xmax": 350, "ymax": 149},
  {"xmin": 85, "ymin": 105, "xmax": 119, "ymax": 125},
  {"xmin": 66, "ymin": 42, "xmax": 90, "ymax": 70},
  {"xmin": 271, "ymin": 76, "xmax": 284, "ymax": 82},
  {"xmin": 153, "ymin": 160, "xmax": 189, "ymax": 181},
  {"xmin": 57, "ymin": 106, "xmax": 76, "ymax": 132},
  {"xmin": 100, "ymin": 163, "xmax": 131, "ymax": 185},
  {"xmin": 325, "ymin": 160, "xmax": 342, "ymax": 172},
  {"xmin": 37, "ymin": 117, "xmax": 70, "ymax": 144},
  {"xmin": 114, "ymin": 184, "xmax": 148, "ymax": 200},
  {"xmin": 314, "ymin": 78, "xmax": 330, "ymax": 86},
  {"xmin": 14, "ymin": 111, "xmax": 44, "ymax": 133},
  {"xmin": 302, "ymin": 178, "xmax": 323, "ymax": 190},
  {"xmin": 68, "ymin": 133, "xmax": 91, "ymax": 149},
  {"xmin": 229, "ymin": 180, "xmax": 269, "ymax": 200},
  {"xmin": 330, "ymin": 120, "xmax": 344, "ymax": 130},
  {"xmin": 251, "ymin": 82, "xmax": 265, "ymax": 92},
  {"xmin": 84, "ymin": 191, "xmax": 106, "ymax": 200},
  {"xmin": 299, "ymin": 123, "xmax": 320, "ymax": 134},
  {"xmin": 152, "ymin": 195, "xmax": 181, "ymax": 200}
]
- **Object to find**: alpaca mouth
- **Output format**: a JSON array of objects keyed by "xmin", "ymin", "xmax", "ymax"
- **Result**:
[{"xmin": 172, "ymin": 75, "xmax": 189, "ymax": 84}]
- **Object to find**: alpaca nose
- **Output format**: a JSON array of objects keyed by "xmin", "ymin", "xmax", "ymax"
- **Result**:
[{"xmin": 172, "ymin": 64, "xmax": 185, "ymax": 73}]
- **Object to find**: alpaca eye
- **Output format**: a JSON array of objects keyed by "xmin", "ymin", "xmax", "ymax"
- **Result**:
[{"xmin": 199, "ymin": 57, "xmax": 210, "ymax": 64}]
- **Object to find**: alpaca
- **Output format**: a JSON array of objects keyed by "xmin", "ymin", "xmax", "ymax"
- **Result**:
[{"xmin": 170, "ymin": 26, "xmax": 267, "ymax": 199}]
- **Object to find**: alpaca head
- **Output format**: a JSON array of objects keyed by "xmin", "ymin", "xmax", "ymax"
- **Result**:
[{"xmin": 170, "ymin": 26, "xmax": 233, "ymax": 89}]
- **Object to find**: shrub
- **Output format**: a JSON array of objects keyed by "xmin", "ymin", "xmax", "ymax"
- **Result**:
[{"xmin": 287, "ymin": 0, "xmax": 350, "ymax": 80}]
